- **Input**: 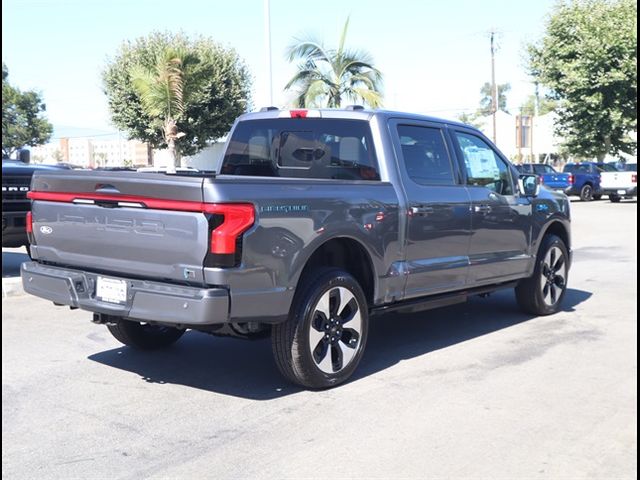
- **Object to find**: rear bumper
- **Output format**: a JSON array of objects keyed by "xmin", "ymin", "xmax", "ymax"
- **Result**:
[
  {"xmin": 21, "ymin": 262, "xmax": 230, "ymax": 326},
  {"xmin": 602, "ymin": 187, "xmax": 637, "ymax": 197}
]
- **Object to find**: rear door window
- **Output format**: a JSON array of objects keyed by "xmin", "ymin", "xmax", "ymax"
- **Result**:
[
  {"xmin": 221, "ymin": 119, "xmax": 380, "ymax": 180},
  {"xmin": 396, "ymin": 125, "xmax": 455, "ymax": 185}
]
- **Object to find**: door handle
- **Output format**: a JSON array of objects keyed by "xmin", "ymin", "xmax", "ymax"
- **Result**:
[
  {"xmin": 473, "ymin": 204, "xmax": 492, "ymax": 214},
  {"xmin": 410, "ymin": 205, "xmax": 434, "ymax": 216}
]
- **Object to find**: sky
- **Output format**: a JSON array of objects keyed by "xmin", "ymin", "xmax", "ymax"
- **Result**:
[{"xmin": 2, "ymin": 0, "xmax": 556, "ymax": 138}]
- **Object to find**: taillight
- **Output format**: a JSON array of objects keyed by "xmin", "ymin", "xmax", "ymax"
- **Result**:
[
  {"xmin": 204, "ymin": 203, "xmax": 254, "ymax": 267},
  {"xmin": 568, "ymin": 174, "xmax": 574, "ymax": 185},
  {"xmin": 632, "ymin": 174, "xmax": 637, "ymax": 183},
  {"xmin": 26, "ymin": 211, "xmax": 33, "ymax": 234}
]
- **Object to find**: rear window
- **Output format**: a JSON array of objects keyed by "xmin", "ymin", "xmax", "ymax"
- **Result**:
[
  {"xmin": 221, "ymin": 119, "xmax": 380, "ymax": 180},
  {"xmin": 625, "ymin": 163, "xmax": 637, "ymax": 172},
  {"xmin": 563, "ymin": 164, "xmax": 590, "ymax": 173},
  {"xmin": 597, "ymin": 163, "xmax": 618, "ymax": 172}
]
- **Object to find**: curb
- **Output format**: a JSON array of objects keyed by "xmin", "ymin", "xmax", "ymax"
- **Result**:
[{"xmin": 2, "ymin": 277, "xmax": 25, "ymax": 298}]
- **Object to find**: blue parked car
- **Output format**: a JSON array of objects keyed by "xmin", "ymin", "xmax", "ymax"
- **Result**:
[
  {"xmin": 515, "ymin": 163, "xmax": 572, "ymax": 192},
  {"xmin": 562, "ymin": 162, "xmax": 617, "ymax": 201}
]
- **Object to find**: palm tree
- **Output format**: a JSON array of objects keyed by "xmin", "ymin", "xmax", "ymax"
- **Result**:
[
  {"xmin": 284, "ymin": 17, "xmax": 383, "ymax": 109},
  {"xmin": 130, "ymin": 48, "xmax": 192, "ymax": 170}
]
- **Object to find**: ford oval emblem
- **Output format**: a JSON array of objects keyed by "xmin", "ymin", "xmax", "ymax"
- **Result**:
[{"xmin": 40, "ymin": 226, "xmax": 53, "ymax": 235}]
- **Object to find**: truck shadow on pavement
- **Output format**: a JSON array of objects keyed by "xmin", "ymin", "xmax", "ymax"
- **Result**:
[{"xmin": 88, "ymin": 288, "xmax": 591, "ymax": 400}]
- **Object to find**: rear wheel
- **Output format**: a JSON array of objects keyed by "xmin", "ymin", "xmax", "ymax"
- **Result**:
[
  {"xmin": 609, "ymin": 194, "xmax": 621, "ymax": 203},
  {"xmin": 272, "ymin": 268, "xmax": 368, "ymax": 389},
  {"xmin": 515, "ymin": 234, "xmax": 569, "ymax": 315},
  {"xmin": 579, "ymin": 184, "xmax": 593, "ymax": 201},
  {"xmin": 593, "ymin": 194, "xmax": 602, "ymax": 200},
  {"xmin": 107, "ymin": 319, "xmax": 185, "ymax": 350}
]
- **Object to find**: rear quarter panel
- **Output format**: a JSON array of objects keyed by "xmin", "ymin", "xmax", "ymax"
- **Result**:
[{"xmin": 201, "ymin": 177, "xmax": 401, "ymax": 321}]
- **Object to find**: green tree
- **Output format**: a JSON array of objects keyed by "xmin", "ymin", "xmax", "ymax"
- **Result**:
[
  {"xmin": 285, "ymin": 17, "xmax": 383, "ymax": 108},
  {"xmin": 103, "ymin": 32, "xmax": 251, "ymax": 162},
  {"xmin": 527, "ymin": 0, "xmax": 637, "ymax": 159},
  {"xmin": 2, "ymin": 63, "xmax": 53, "ymax": 158},
  {"xmin": 478, "ymin": 82, "xmax": 511, "ymax": 116},
  {"xmin": 519, "ymin": 94, "xmax": 558, "ymax": 116}
]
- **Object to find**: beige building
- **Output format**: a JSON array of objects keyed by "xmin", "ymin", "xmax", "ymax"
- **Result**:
[{"xmin": 31, "ymin": 137, "xmax": 151, "ymax": 167}]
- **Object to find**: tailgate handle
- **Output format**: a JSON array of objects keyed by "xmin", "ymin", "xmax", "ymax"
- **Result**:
[{"xmin": 95, "ymin": 184, "xmax": 120, "ymax": 194}]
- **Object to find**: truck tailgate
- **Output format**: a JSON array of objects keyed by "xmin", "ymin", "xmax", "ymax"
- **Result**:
[
  {"xmin": 28, "ymin": 170, "xmax": 210, "ymax": 284},
  {"xmin": 542, "ymin": 172, "xmax": 571, "ymax": 190},
  {"xmin": 601, "ymin": 171, "xmax": 635, "ymax": 189}
]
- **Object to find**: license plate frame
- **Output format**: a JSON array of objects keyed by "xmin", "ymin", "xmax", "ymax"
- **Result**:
[
  {"xmin": 617, "ymin": 189, "xmax": 627, "ymax": 195},
  {"xmin": 96, "ymin": 276, "xmax": 128, "ymax": 304}
]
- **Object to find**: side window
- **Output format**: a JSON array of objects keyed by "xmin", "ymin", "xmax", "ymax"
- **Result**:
[
  {"xmin": 397, "ymin": 125, "xmax": 455, "ymax": 185},
  {"xmin": 454, "ymin": 131, "xmax": 513, "ymax": 195}
]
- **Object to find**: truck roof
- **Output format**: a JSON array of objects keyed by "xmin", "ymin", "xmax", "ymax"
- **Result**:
[{"xmin": 238, "ymin": 108, "xmax": 475, "ymax": 131}]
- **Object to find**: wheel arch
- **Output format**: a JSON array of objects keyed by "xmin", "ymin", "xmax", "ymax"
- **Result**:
[
  {"xmin": 537, "ymin": 219, "xmax": 571, "ymax": 260},
  {"xmin": 294, "ymin": 236, "xmax": 376, "ymax": 307}
]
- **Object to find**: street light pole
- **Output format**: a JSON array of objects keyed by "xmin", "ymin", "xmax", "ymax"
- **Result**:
[
  {"xmin": 490, "ymin": 29, "xmax": 498, "ymax": 144},
  {"xmin": 264, "ymin": 0, "xmax": 273, "ymax": 106}
]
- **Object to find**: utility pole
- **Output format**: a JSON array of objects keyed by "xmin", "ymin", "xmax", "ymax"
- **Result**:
[
  {"xmin": 264, "ymin": 0, "xmax": 273, "ymax": 106},
  {"xmin": 490, "ymin": 29, "xmax": 498, "ymax": 144}
]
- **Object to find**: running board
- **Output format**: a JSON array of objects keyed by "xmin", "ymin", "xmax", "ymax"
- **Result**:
[{"xmin": 370, "ymin": 281, "xmax": 519, "ymax": 316}]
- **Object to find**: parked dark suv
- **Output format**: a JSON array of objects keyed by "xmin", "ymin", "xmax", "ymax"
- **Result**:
[{"xmin": 2, "ymin": 159, "xmax": 69, "ymax": 251}]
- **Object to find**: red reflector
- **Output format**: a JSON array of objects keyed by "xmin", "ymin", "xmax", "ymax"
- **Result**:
[
  {"xmin": 26, "ymin": 211, "xmax": 33, "ymax": 234},
  {"xmin": 568, "ymin": 174, "xmax": 574, "ymax": 184},
  {"xmin": 207, "ymin": 204, "xmax": 255, "ymax": 254},
  {"xmin": 290, "ymin": 109, "xmax": 308, "ymax": 118}
]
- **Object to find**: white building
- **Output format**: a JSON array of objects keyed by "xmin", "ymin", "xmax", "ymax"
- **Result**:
[{"xmin": 475, "ymin": 111, "xmax": 562, "ymax": 162}]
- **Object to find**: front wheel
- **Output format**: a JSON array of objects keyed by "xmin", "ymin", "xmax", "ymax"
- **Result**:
[
  {"xmin": 107, "ymin": 319, "xmax": 185, "ymax": 350},
  {"xmin": 272, "ymin": 268, "xmax": 368, "ymax": 389},
  {"xmin": 515, "ymin": 234, "xmax": 569, "ymax": 315},
  {"xmin": 579, "ymin": 184, "xmax": 593, "ymax": 201}
]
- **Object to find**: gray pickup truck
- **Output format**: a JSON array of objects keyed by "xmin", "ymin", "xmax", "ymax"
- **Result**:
[{"xmin": 21, "ymin": 108, "xmax": 572, "ymax": 388}]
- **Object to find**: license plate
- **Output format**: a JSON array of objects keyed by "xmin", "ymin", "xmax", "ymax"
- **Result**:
[
  {"xmin": 96, "ymin": 276, "xmax": 127, "ymax": 304},
  {"xmin": 617, "ymin": 189, "xmax": 627, "ymax": 195}
]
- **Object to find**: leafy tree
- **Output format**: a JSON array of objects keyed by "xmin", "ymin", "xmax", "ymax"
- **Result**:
[
  {"xmin": 2, "ymin": 63, "xmax": 53, "ymax": 158},
  {"xmin": 520, "ymin": 94, "xmax": 558, "ymax": 116},
  {"xmin": 527, "ymin": 0, "xmax": 637, "ymax": 159},
  {"xmin": 285, "ymin": 17, "xmax": 383, "ymax": 108},
  {"xmin": 103, "ymin": 32, "xmax": 252, "ymax": 161},
  {"xmin": 478, "ymin": 82, "xmax": 511, "ymax": 116}
]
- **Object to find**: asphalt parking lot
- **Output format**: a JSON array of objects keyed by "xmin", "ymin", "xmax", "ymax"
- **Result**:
[{"xmin": 2, "ymin": 199, "xmax": 637, "ymax": 479}]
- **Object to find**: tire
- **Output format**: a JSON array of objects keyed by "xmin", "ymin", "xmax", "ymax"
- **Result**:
[
  {"xmin": 272, "ymin": 268, "xmax": 369, "ymax": 389},
  {"xmin": 107, "ymin": 319, "xmax": 185, "ymax": 350},
  {"xmin": 593, "ymin": 194, "xmax": 602, "ymax": 200},
  {"xmin": 609, "ymin": 194, "xmax": 621, "ymax": 203},
  {"xmin": 515, "ymin": 234, "xmax": 569, "ymax": 316},
  {"xmin": 579, "ymin": 184, "xmax": 593, "ymax": 201}
]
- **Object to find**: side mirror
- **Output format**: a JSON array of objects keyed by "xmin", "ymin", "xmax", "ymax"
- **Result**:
[{"xmin": 518, "ymin": 174, "xmax": 541, "ymax": 197}]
